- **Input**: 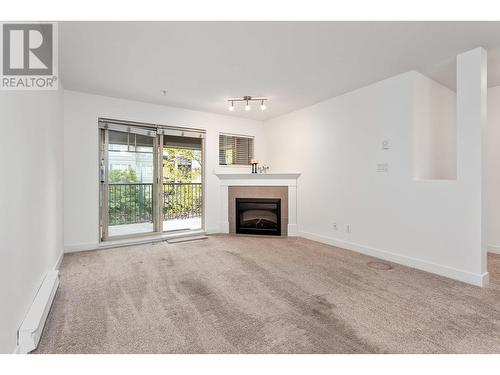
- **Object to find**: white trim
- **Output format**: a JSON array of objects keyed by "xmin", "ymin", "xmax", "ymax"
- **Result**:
[
  {"xmin": 287, "ymin": 185, "xmax": 298, "ymax": 233},
  {"xmin": 287, "ymin": 224, "xmax": 299, "ymax": 236},
  {"xmin": 53, "ymin": 251, "xmax": 64, "ymax": 270},
  {"xmin": 488, "ymin": 244, "xmax": 500, "ymax": 255},
  {"xmin": 216, "ymin": 173, "xmax": 301, "ymax": 186},
  {"xmin": 204, "ymin": 226, "xmax": 221, "ymax": 234},
  {"xmin": 299, "ymin": 231, "xmax": 489, "ymax": 287},
  {"xmin": 216, "ymin": 173, "xmax": 300, "ymax": 235},
  {"xmin": 65, "ymin": 242, "xmax": 98, "ymax": 253},
  {"xmin": 18, "ymin": 270, "xmax": 59, "ymax": 353},
  {"xmin": 219, "ymin": 132, "xmax": 254, "ymax": 139},
  {"xmin": 219, "ymin": 221, "xmax": 230, "ymax": 234}
]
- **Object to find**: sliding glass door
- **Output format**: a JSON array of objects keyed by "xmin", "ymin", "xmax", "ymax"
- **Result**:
[
  {"xmin": 100, "ymin": 124, "xmax": 159, "ymax": 240},
  {"xmin": 99, "ymin": 120, "xmax": 204, "ymax": 241},
  {"xmin": 161, "ymin": 134, "xmax": 203, "ymax": 232}
]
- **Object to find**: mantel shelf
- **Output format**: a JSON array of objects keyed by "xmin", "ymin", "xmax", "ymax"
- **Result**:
[{"xmin": 215, "ymin": 173, "xmax": 301, "ymax": 180}]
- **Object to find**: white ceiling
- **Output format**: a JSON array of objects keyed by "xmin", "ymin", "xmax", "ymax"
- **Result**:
[{"xmin": 60, "ymin": 21, "xmax": 500, "ymax": 120}]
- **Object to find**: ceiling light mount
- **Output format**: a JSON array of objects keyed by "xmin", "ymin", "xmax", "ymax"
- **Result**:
[{"xmin": 227, "ymin": 96, "xmax": 268, "ymax": 112}]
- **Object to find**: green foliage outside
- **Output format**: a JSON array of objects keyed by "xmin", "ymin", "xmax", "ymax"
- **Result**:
[
  {"xmin": 162, "ymin": 148, "xmax": 202, "ymax": 183},
  {"xmin": 108, "ymin": 167, "xmax": 152, "ymax": 225},
  {"xmin": 109, "ymin": 168, "xmax": 139, "ymax": 184},
  {"xmin": 108, "ymin": 147, "xmax": 202, "ymax": 226},
  {"xmin": 162, "ymin": 148, "xmax": 202, "ymax": 220}
]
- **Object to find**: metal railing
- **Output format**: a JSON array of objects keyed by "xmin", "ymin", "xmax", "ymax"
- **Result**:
[
  {"xmin": 108, "ymin": 183, "xmax": 153, "ymax": 225},
  {"xmin": 163, "ymin": 182, "xmax": 202, "ymax": 220},
  {"xmin": 108, "ymin": 182, "xmax": 202, "ymax": 225}
]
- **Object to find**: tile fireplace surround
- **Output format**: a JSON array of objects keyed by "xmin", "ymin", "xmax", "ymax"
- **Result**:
[{"xmin": 215, "ymin": 173, "xmax": 300, "ymax": 236}]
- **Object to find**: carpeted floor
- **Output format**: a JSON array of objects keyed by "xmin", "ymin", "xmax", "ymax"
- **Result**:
[{"xmin": 35, "ymin": 235, "xmax": 500, "ymax": 353}]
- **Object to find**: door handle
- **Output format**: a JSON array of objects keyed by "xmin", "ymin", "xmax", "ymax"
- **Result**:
[{"xmin": 100, "ymin": 159, "xmax": 106, "ymax": 183}]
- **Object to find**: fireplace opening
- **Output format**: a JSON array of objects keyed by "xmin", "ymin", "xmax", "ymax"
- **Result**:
[{"xmin": 236, "ymin": 198, "xmax": 281, "ymax": 236}]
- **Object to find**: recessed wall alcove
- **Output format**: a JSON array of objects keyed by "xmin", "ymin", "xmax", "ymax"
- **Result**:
[{"xmin": 413, "ymin": 74, "xmax": 457, "ymax": 181}]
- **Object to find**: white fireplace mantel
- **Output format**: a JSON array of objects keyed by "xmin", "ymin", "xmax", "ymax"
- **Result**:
[{"xmin": 215, "ymin": 172, "xmax": 301, "ymax": 236}]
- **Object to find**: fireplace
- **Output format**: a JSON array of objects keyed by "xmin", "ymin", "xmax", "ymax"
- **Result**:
[{"xmin": 235, "ymin": 198, "xmax": 281, "ymax": 236}]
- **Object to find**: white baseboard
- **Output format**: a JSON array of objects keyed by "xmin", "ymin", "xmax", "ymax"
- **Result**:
[
  {"xmin": 64, "ymin": 242, "xmax": 99, "ymax": 253},
  {"xmin": 488, "ymin": 244, "xmax": 500, "ymax": 255},
  {"xmin": 299, "ymin": 231, "xmax": 489, "ymax": 287},
  {"xmin": 54, "ymin": 251, "xmax": 64, "ymax": 270}
]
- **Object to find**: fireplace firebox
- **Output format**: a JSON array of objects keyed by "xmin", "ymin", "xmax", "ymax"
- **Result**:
[{"xmin": 235, "ymin": 198, "xmax": 281, "ymax": 236}]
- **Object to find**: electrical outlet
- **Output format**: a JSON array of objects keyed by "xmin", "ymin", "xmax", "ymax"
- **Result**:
[
  {"xmin": 332, "ymin": 223, "xmax": 338, "ymax": 230},
  {"xmin": 346, "ymin": 224, "xmax": 351, "ymax": 233}
]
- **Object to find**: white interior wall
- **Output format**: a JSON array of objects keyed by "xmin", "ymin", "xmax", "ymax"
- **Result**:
[
  {"xmin": 58, "ymin": 51, "xmax": 495, "ymax": 289},
  {"xmin": 487, "ymin": 86, "xmax": 500, "ymax": 253},
  {"xmin": 63, "ymin": 90, "xmax": 266, "ymax": 251},
  {"xmin": 263, "ymin": 69, "xmax": 486, "ymax": 285},
  {"xmin": 456, "ymin": 48, "xmax": 488, "ymax": 277},
  {"xmin": 413, "ymin": 72, "xmax": 457, "ymax": 180},
  {"xmin": 0, "ymin": 89, "xmax": 64, "ymax": 353}
]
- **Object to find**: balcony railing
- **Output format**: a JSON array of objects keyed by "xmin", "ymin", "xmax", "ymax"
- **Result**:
[
  {"xmin": 163, "ymin": 182, "xmax": 202, "ymax": 220},
  {"xmin": 108, "ymin": 182, "xmax": 202, "ymax": 226}
]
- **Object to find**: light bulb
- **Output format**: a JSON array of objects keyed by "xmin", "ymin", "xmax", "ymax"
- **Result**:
[
  {"xmin": 228, "ymin": 101, "xmax": 234, "ymax": 111},
  {"xmin": 245, "ymin": 101, "xmax": 251, "ymax": 111},
  {"xmin": 260, "ymin": 100, "xmax": 266, "ymax": 111}
]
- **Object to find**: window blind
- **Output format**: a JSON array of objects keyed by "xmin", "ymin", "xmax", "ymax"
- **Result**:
[{"xmin": 219, "ymin": 134, "xmax": 254, "ymax": 165}]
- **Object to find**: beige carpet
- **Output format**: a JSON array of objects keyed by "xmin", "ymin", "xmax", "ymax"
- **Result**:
[{"xmin": 35, "ymin": 235, "xmax": 500, "ymax": 353}]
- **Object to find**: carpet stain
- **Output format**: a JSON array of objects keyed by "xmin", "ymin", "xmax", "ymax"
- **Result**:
[
  {"xmin": 177, "ymin": 276, "xmax": 267, "ymax": 352},
  {"xmin": 160, "ymin": 253, "xmax": 175, "ymax": 267},
  {"xmin": 221, "ymin": 250, "xmax": 382, "ymax": 353}
]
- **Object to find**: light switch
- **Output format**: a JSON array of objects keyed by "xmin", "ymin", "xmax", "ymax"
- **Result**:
[{"xmin": 376, "ymin": 163, "xmax": 388, "ymax": 172}]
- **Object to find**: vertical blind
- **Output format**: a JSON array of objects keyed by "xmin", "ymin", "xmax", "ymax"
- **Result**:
[{"xmin": 219, "ymin": 134, "xmax": 254, "ymax": 165}]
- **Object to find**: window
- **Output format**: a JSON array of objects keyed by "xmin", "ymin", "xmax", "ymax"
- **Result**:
[{"xmin": 219, "ymin": 133, "xmax": 254, "ymax": 165}]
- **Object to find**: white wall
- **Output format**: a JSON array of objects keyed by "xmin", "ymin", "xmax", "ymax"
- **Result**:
[
  {"xmin": 0, "ymin": 89, "xmax": 64, "ymax": 353},
  {"xmin": 263, "ymin": 70, "xmax": 487, "ymax": 285},
  {"xmin": 413, "ymin": 72, "xmax": 457, "ymax": 180},
  {"xmin": 487, "ymin": 86, "xmax": 500, "ymax": 253},
  {"xmin": 456, "ymin": 48, "xmax": 488, "ymax": 280},
  {"xmin": 63, "ymin": 90, "xmax": 265, "ymax": 251}
]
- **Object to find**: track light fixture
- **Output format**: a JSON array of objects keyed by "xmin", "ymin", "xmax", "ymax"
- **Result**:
[{"xmin": 227, "ymin": 96, "xmax": 268, "ymax": 112}]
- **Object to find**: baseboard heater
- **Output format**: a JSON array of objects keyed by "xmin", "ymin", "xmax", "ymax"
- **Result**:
[{"xmin": 18, "ymin": 270, "xmax": 59, "ymax": 353}]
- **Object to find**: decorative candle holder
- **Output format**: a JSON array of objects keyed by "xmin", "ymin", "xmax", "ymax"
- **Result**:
[
  {"xmin": 250, "ymin": 159, "xmax": 258, "ymax": 174},
  {"xmin": 257, "ymin": 165, "xmax": 269, "ymax": 174}
]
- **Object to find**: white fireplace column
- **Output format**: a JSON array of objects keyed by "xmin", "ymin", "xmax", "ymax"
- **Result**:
[{"xmin": 215, "ymin": 173, "xmax": 301, "ymax": 236}]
